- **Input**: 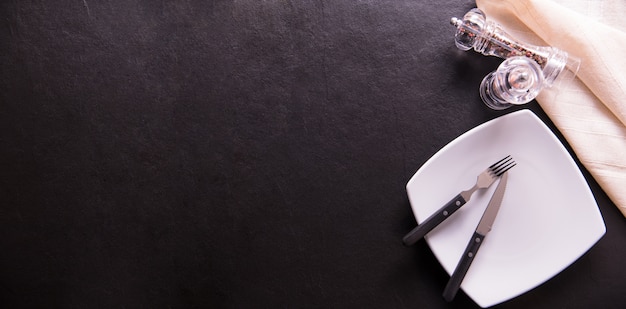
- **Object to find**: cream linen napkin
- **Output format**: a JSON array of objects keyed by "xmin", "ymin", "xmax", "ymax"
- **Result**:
[{"xmin": 476, "ymin": 0, "xmax": 626, "ymax": 217}]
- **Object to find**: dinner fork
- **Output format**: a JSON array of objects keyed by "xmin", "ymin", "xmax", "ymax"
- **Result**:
[{"xmin": 402, "ymin": 155, "xmax": 516, "ymax": 246}]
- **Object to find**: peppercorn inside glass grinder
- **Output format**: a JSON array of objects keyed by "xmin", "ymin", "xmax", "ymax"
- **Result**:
[{"xmin": 450, "ymin": 8, "xmax": 580, "ymax": 110}]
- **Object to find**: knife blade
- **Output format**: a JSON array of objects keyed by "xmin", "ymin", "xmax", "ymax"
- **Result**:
[{"xmin": 442, "ymin": 172, "xmax": 509, "ymax": 302}]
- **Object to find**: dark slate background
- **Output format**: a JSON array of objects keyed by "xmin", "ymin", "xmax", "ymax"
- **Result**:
[{"xmin": 1, "ymin": 1, "xmax": 625, "ymax": 308}]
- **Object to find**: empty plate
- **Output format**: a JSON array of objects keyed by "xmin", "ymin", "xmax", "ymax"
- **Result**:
[{"xmin": 406, "ymin": 109, "xmax": 605, "ymax": 307}]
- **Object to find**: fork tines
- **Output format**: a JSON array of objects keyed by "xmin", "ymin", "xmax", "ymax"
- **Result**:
[{"xmin": 489, "ymin": 155, "xmax": 516, "ymax": 176}]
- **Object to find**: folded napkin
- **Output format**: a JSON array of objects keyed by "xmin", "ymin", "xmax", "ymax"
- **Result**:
[{"xmin": 476, "ymin": 0, "xmax": 626, "ymax": 217}]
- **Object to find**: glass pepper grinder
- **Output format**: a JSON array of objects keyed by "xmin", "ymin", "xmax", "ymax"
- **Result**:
[
  {"xmin": 479, "ymin": 56, "xmax": 544, "ymax": 110},
  {"xmin": 450, "ymin": 8, "xmax": 580, "ymax": 109}
]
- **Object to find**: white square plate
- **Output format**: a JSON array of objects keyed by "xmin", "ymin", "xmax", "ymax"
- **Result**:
[{"xmin": 406, "ymin": 109, "xmax": 605, "ymax": 307}]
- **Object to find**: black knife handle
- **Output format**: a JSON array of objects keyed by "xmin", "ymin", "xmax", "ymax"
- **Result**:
[
  {"xmin": 443, "ymin": 231, "xmax": 486, "ymax": 302},
  {"xmin": 402, "ymin": 194, "xmax": 467, "ymax": 246}
]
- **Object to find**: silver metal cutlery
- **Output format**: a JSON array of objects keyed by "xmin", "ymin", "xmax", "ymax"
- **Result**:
[
  {"xmin": 442, "ymin": 172, "xmax": 510, "ymax": 301},
  {"xmin": 402, "ymin": 155, "xmax": 516, "ymax": 246}
]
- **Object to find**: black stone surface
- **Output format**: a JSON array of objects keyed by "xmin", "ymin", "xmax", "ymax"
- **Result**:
[{"xmin": 1, "ymin": 1, "xmax": 624, "ymax": 308}]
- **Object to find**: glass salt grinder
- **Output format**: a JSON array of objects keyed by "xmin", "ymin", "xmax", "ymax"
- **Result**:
[{"xmin": 450, "ymin": 8, "xmax": 580, "ymax": 110}]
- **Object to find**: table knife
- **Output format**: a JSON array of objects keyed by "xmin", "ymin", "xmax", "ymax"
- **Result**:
[{"xmin": 443, "ymin": 172, "xmax": 509, "ymax": 302}]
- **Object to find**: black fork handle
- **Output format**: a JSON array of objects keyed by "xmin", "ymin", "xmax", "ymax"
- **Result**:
[{"xmin": 402, "ymin": 193, "xmax": 467, "ymax": 246}]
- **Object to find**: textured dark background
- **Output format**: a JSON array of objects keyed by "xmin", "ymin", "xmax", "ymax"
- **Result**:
[{"xmin": 1, "ymin": 1, "xmax": 625, "ymax": 308}]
